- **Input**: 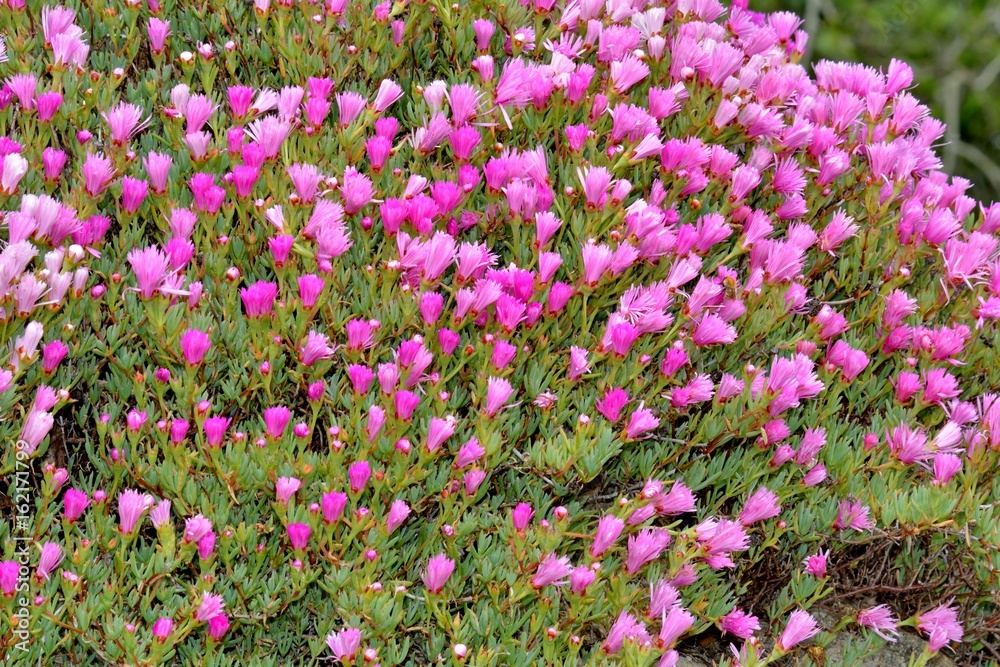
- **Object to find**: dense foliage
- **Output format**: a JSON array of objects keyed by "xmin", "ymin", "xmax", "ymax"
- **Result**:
[{"xmin": 1, "ymin": 0, "xmax": 999, "ymax": 665}]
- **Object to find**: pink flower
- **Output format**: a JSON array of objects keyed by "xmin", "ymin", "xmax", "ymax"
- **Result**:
[
  {"xmin": 658, "ymin": 605, "xmax": 695, "ymax": 647},
  {"xmin": 147, "ymin": 18, "xmax": 170, "ymax": 53},
  {"xmin": 195, "ymin": 592, "xmax": 225, "ymax": 623},
  {"xmin": 511, "ymin": 502, "xmax": 534, "ymax": 531},
  {"xmin": 569, "ymin": 565, "xmax": 595, "ymax": 594},
  {"xmin": 300, "ymin": 330, "xmax": 335, "ymax": 366},
  {"xmin": 102, "ymin": 102, "xmax": 150, "ymax": 146},
  {"xmin": 933, "ymin": 452, "xmax": 962, "ymax": 485},
  {"xmin": 625, "ymin": 406, "xmax": 659, "ymax": 440},
  {"xmin": 857, "ymin": 605, "xmax": 899, "ymax": 642},
  {"xmin": 647, "ymin": 580, "xmax": 680, "ymax": 618},
  {"xmin": 602, "ymin": 611, "xmax": 651, "ymax": 654},
  {"xmin": 777, "ymin": 609, "xmax": 820, "ymax": 652},
  {"xmin": 803, "ymin": 550, "xmax": 828, "ymax": 578},
  {"xmin": 484, "ymin": 377, "xmax": 514, "ymax": 417},
  {"xmin": 263, "ymin": 406, "xmax": 291, "ymax": 440},
  {"xmin": 348, "ymin": 460, "xmax": 371, "ymax": 494},
  {"xmin": 36, "ymin": 542, "xmax": 64, "ymax": 581},
  {"xmin": 625, "ymin": 528, "xmax": 670, "ymax": 575},
  {"xmin": 117, "ymin": 489, "xmax": 154, "ymax": 535},
  {"xmin": 720, "ymin": 608, "xmax": 760, "ymax": 639},
  {"xmin": 692, "ymin": 314, "xmax": 737, "ymax": 346},
  {"xmin": 127, "ymin": 246, "xmax": 172, "ymax": 299},
  {"xmin": 275, "ymin": 477, "xmax": 300, "ymax": 505},
  {"xmin": 833, "ymin": 499, "xmax": 874, "ymax": 532},
  {"xmin": 286, "ymin": 523, "xmax": 311, "ymax": 550},
  {"xmin": 737, "ymin": 487, "xmax": 781, "ymax": 526},
  {"xmin": 532, "ymin": 553, "xmax": 573, "ymax": 588},
  {"xmin": 81, "ymin": 152, "xmax": 116, "ymax": 196},
  {"xmin": 654, "ymin": 481, "xmax": 696, "ymax": 516},
  {"xmin": 421, "ymin": 553, "xmax": 455, "ymax": 594},
  {"xmin": 326, "ymin": 627, "xmax": 362, "ymax": 661},
  {"xmin": 63, "ymin": 489, "xmax": 90, "ymax": 522},
  {"xmin": 385, "ymin": 500, "xmax": 410, "ymax": 534},
  {"xmin": 568, "ymin": 346, "xmax": 590, "ymax": 380},
  {"xmin": 916, "ymin": 604, "xmax": 963, "ymax": 647},
  {"xmin": 240, "ymin": 281, "xmax": 278, "ymax": 318},
  {"xmin": 183, "ymin": 515, "xmax": 212, "ymax": 543},
  {"xmin": 179, "ymin": 328, "xmax": 211, "ymax": 365}
]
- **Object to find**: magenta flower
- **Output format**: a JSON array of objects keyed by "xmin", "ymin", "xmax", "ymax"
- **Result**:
[
  {"xmin": 0, "ymin": 561, "xmax": 18, "ymax": 596},
  {"xmin": 803, "ymin": 550, "xmax": 829, "ymax": 578},
  {"xmin": 421, "ymin": 553, "xmax": 456, "ymax": 594},
  {"xmin": 602, "ymin": 611, "xmax": 651, "ymax": 654},
  {"xmin": 777, "ymin": 609, "xmax": 820, "ymax": 652},
  {"xmin": 63, "ymin": 488, "xmax": 90, "ymax": 522},
  {"xmin": 151, "ymin": 617, "xmax": 174, "ymax": 641},
  {"xmin": 511, "ymin": 502, "xmax": 534, "ymax": 532},
  {"xmin": 240, "ymin": 281, "xmax": 278, "ymax": 318},
  {"xmin": 179, "ymin": 328, "xmax": 211, "ymax": 365},
  {"xmin": 198, "ymin": 415, "xmax": 228, "ymax": 447},
  {"xmin": 326, "ymin": 627, "xmax": 362, "ymax": 661},
  {"xmin": 737, "ymin": 487, "xmax": 781, "ymax": 526},
  {"xmin": 117, "ymin": 490, "xmax": 154, "ymax": 535},
  {"xmin": 264, "ymin": 406, "xmax": 291, "ymax": 439},
  {"xmin": 531, "ymin": 553, "xmax": 573, "ymax": 588},
  {"xmin": 275, "ymin": 477, "xmax": 301, "ymax": 504},
  {"xmin": 207, "ymin": 614, "xmax": 229, "ymax": 641},
  {"xmin": 194, "ymin": 592, "xmax": 225, "ymax": 623},
  {"xmin": 484, "ymin": 377, "xmax": 514, "ymax": 417},
  {"xmin": 385, "ymin": 499, "xmax": 410, "ymax": 534},
  {"xmin": 659, "ymin": 604, "xmax": 695, "ymax": 647},
  {"xmin": 286, "ymin": 523, "xmax": 311, "ymax": 551},
  {"xmin": 857, "ymin": 605, "xmax": 899, "ymax": 642},
  {"xmin": 625, "ymin": 528, "xmax": 670, "ymax": 575},
  {"xmin": 720, "ymin": 608, "xmax": 760, "ymax": 639},
  {"xmin": 348, "ymin": 460, "xmax": 371, "ymax": 494},
  {"xmin": 322, "ymin": 492, "xmax": 347, "ymax": 524},
  {"xmin": 625, "ymin": 406, "xmax": 659, "ymax": 440},
  {"xmin": 36, "ymin": 542, "xmax": 64, "ymax": 581}
]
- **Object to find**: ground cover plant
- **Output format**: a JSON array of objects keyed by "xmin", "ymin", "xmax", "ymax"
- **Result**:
[{"xmin": 1, "ymin": 0, "xmax": 999, "ymax": 664}]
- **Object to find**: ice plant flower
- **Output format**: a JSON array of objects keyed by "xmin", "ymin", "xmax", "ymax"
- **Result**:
[
  {"xmin": 421, "ymin": 554, "xmax": 455, "ymax": 594},
  {"xmin": 916, "ymin": 604, "xmax": 963, "ymax": 648},
  {"xmin": 326, "ymin": 627, "xmax": 362, "ymax": 662},
  {"xmin": 776, "ymin": 610, "xmax": 820, "ymax": 652},
  {"xmin": 531, "ymin": 553, "xmax": 573, "ymax": 588},
  {"xmin": 117, "ymin": 490, "xmax": 154, "ymax": 535},
  {"xmin": 857, "ymin": 605, "xmax": 900, "ymax": 642},
  {"xmin": 194, "ymin": 592, "xmax": 225, "ymax": 623}
]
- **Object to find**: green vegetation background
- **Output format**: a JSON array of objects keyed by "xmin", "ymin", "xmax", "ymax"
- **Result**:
[{"xmin": 764, "ymin": 0, "xmax": 1000, "ymax": 202}]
